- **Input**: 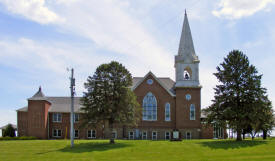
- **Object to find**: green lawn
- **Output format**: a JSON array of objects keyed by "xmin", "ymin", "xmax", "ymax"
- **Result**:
[{"xmin": 1, "ymin": 139, "xmax": 275, "ymax": 161}]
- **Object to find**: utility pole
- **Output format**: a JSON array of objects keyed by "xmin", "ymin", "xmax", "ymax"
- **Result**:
[{"xmin": 70, "ymin": 68, "xmax": 75, "ymax": 148}]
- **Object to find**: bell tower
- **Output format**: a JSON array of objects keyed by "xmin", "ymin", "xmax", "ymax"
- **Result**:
[
  {"xmin": 175, "ymin": 11, "xmax": 200, "ymax": 88},
  {"xmin": 174, "ymin": 11, "xmax": 202, "ymax": 139}
]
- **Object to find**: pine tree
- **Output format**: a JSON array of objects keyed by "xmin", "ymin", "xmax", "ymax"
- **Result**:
[
  {"xmin": 81, "ymin": 61, "xmax": 140, "ymax": 143},
  {"xmin": 204, "ymin": 50, "xmax": 274, "ymax": 141}
]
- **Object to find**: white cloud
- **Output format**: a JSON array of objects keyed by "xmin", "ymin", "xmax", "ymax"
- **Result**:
[
  {"xmin": 0, "ymin": 0, "xmax": 63, "ymax": 24},
  {"xmin": 213, "ymin": 0, "xmax": 275, "ymax": 19}
]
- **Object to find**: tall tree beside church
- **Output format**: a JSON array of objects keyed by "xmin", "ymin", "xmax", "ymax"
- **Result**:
[
  {"xmin": 81, "ymin": 61, "xmax": 140, "ymax": 143},
  {"xmin": 204, "ymin": 50, "xmax": 273, "ymax": 141}
]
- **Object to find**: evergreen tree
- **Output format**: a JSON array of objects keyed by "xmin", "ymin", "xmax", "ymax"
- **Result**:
[
  {"xmin": 204, "ymin": 50, "xmax": 274, "ymax": 141},
  {"xmin": 3, "ymin": 124, "xmax": 16, "ymax": 137},
  {"xmin": 81, "ymin": 61, "xmax": 140, "ymax": 143}
]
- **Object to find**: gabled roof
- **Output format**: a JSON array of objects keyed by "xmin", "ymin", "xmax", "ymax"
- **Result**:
[
  {"xmin": 18, "ymin": 73, "xmax": 176, "ymax": 113},
  {"xmin": 131, "ymin": 71, "xmax": 175, "ymax": 97},
  {"xmin": 17, "ymin": 97, "xmax": 83, "ymax": 113},
  {"xmin": 47, "ymin": 97, "xmax": 82, "ymax": 112}
]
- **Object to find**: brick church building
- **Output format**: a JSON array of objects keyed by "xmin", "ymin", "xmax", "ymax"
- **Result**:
[{"xmin": 17, "ymin": 13, "xmax": 225, "ymax": 140}]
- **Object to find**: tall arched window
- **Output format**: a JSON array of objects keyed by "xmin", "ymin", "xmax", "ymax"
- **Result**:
[
  {"xmin": 165, "ymin": 103, "xmax": 170, "ymax": 121},
  {"xmin": 190, "ymin": 104, "xmax": 195, "ymax": 120},
  {"xmin": 143, "ymin": 92, "xmax": 157, "ymax": 121}
]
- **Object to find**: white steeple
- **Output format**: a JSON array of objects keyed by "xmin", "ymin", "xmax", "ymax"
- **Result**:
[
  {"xmin": 175, "ymin": 11, "xmax": 200, "ymax": 88},
  {"xmin": 178, "ymin": 10, "xmax": 198, "ymax": 62}
]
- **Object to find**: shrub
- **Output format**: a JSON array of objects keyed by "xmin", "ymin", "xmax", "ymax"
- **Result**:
[{"xmin": 0, "ymin": 136, "xmax": 37, "ymax": 141}]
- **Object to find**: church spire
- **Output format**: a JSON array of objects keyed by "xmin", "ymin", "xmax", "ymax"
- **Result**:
[
  {"xmin": 178, "ymin": 10, "xmax": 198, "ymax": 62},
  {"xmin": 175, "ymin": 11, "xmax": 200, "ymax": 88}
]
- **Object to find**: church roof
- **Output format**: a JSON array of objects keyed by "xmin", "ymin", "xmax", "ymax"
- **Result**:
[
  {"xmin": 28, "ymin": 86, "xmax": 48, "ymax": 101},
  {"xmin": 131, "ymin": 72, "xmax": 176, "ymax": 96},
  {"xmin": 18, "ymin": 73, "xmax": 176, "ymax": 113},
  {"xmin": 177, "ymin": 11, "xmax": 199, "ymax": 62},
  {"xmin": 17, "ymin": 97, "xmax": 83, "ymax": 113}
]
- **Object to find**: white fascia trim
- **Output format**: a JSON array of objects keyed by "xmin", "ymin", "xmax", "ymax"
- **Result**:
[{"xmin": 131, "ymin": 71, "xmax": 175, "ymax": 97}]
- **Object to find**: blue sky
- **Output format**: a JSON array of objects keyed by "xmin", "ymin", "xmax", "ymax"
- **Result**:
[{"xmin": 0, "ymin": 0, "xmax": 275, "ymax": 128}]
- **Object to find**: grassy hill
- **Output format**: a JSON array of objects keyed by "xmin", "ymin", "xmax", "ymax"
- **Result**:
[{"xmin": 0, "ymin": 139, "xmax": 275, "ymax": 161}]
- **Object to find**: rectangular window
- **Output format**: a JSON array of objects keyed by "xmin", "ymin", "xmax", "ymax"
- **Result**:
[
  {"xmin": 190, "ymin": 104, "xmax": 195, "ymax": 120},
  {"xmin": 87, "ymin": 130, "xmax": 96, "ymax": 138},
  {"xmin": 74, "ymin": 113, "xmax": 79, "ymax": 123},
  {"xmin": 53, "ymin": 129, "xmax": 62, "ymax": 137},
  {"xmin": 112, "ymin": 130, "xmax": 117, "ymax": 139},
  {"xmin": 74, "ymin": 130, "xmax": 79, "ymax": 138},
  {"xmin": 165, "ymin": 131, "xmax": 170, "ymax": 140},
  {"xmin": 186, "ymin": 132, "xmax": 191, "ymax": 140},
  {"xmin": 142, "ymin": 131, "xmax": 147, "ymax": 140},
  {"xmin": 165, "ymin": 103, "xmax": 171, "ymax": 121},
  {"xmin": 129, "ymin": 131, "xmax": 134, "ymax": 140},
  {"xmin": 53, "ymin": 113, "xmax": 62, "ymax": 122},
  {"xmin": 152, "ymin": 131, "xmax": 157, "ymax": 140}
]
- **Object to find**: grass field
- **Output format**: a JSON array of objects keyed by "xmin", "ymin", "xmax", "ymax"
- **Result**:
[{"xmin": 0, "ymin": 139, "xmax": 275, "ymax": 161}]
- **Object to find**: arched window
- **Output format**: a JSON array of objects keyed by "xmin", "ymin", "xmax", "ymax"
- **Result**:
[
  {"xmin": 184, "ymin": 70, "xmax": 190, "ymax": 80},
  {"xmin": 165, "ymin": 103, "xmax": 170, "ymax": 121},
  {"xmin": 143, "ymin": 92, "xmax": 157, "ymax": 121},
  {"xmin": 190, "ymin": 104, "xmax": 195, "ymax": 120},
  {"xmin": 184, "ymin": 66, "xmax": 192, "ymax": 80}
]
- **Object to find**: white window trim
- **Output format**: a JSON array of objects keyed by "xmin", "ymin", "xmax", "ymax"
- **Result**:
[
  {"xmin": 142, "ymin": 92, "xmax": 157, "ymax": 121},
  {"xmin": 152, "ymin": 131, "xmax": 157, "ymax": 140},
  {"xmin": 112, "ymin": 130, "xmax": 117, "ymax": 139},
  {"xmin": 165, "ymin": 103, "xmax": 171, "ymax": 121},
  {"xmin": 190, "ymin": 104, "xmax": 195, "ymax": 120},
  {"xmin": 128, "ymin": 131, "xmax": 134, "ymax": 140},
  {"xmin": 52, "ymin": 129, "xmax": 62, "ymax": 138},
  {"xmin": 74, "ymin": 113, "xmax": 79, "ymax": 123},
  {"xmin": 165, "ymin": 131, "xmax": 170, "ymax": 140},
  {"xmin": 142, "ymin": 131, "xmax": 147, "ymax": 140},
  {"xmin": 53, "ymin": 113, "xmax": 62, "ymax": 123},
  {"xmin": 74, "ymin": 129, "xmax": 79, "ymax": 138},
  {"xmin": 186, "ymin": 131, "xmax": 192, "ymax": 140},
  {"xmin": 87, "ymin": 130, "xmax": 96, "ymax": 139}
]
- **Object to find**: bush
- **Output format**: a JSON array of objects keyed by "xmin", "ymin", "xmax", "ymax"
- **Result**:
[
  {"xmin": 0, "ymin": 136, "xmax": 37, "ymax": 141},
  {"xmin": 3, "ymin": 124, "xmax": 16, "ymax": 137}
]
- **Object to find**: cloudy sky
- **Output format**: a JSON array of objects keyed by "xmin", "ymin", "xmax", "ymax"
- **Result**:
[{"xmin": 0, "ymin": 0, "xmax": 275, "ymax": 127}]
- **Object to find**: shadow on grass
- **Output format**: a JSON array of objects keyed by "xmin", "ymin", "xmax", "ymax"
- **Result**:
[
  {"xmin": 57, "ymin": 142, "xmax": 131, "ymax": 153},
  {"xmin": 199, "ymin": 140, "xmax": 267, "ymax": 149}
]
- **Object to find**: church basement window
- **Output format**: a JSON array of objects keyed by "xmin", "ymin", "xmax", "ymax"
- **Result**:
[
  {"xmin": 87, "ymin": 130, "xmax": 96, "ymax": 139},
  {"xmin": 152, "ymin": 131, "xmax": 157, "ymax": 140},
  {"xmin": 129, "ymin": 131, "xmax": 134, "ymax": 140},
  {"xmin": 142, "ymin": 92, "xmax": 157, "ymax": 121},
  {"xmin": 165, "ymin": 131, "xmax": 170, "ymax": 140},
  {"xmin": 53, "ymin": 129, "xmax": 61, "ymax": 138},
  {"xmin": 186, "ymin": 131, "xmax": 192, "ymax": 139},
  {"xmin": 142, "ymin": 131, "xmax": 147, "ymax": 140}
]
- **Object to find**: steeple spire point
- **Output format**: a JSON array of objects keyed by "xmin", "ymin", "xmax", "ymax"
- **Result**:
[{"xmin": 177, "ymin": 11, "xmax": 198, "ymax": 63}]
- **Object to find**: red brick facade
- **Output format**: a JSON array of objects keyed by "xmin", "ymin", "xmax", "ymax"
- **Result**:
[
  {"xmin": 17, "ymin": 73, "xmax": 218, "ymax": 140},
  {"xmin": 16, "ymin": 13, "xmax": 222, "ymax": 140}
]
